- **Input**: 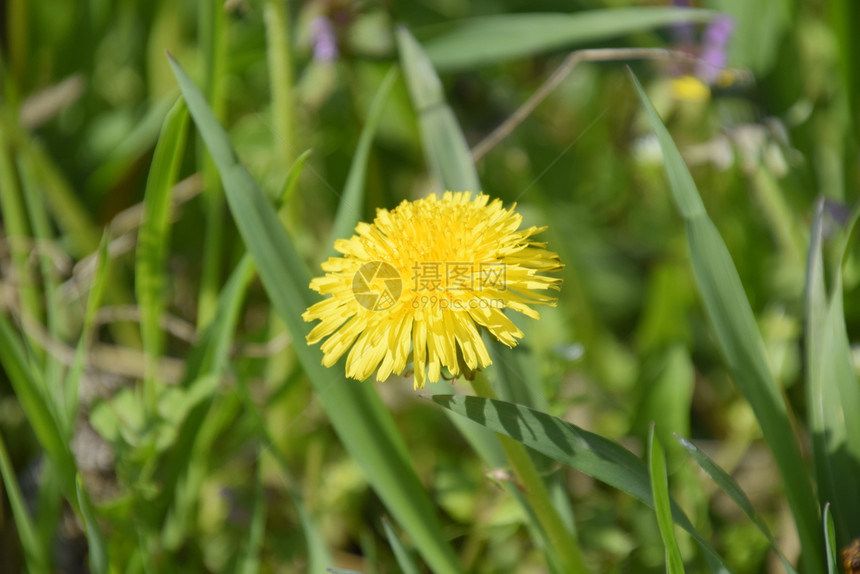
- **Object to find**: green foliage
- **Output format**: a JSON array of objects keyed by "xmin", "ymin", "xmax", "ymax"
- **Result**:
[{"xmin": 1, "ymin": 1, "xmax": 859, "ymax": 572}]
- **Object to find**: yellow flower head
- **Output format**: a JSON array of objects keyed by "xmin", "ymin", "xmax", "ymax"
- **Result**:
[{"xmin": 302, "ymin": 191, "xmax": 562, "ymax": 389}]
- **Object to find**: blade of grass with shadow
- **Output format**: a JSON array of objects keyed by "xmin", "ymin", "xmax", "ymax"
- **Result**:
[
  {"xmin": 169, "ymin": 54, "xmax": 462, "ymax": 574},
  {"xmin": 675, "ymin": 434, "xmax": 797, "ymax": 573},
  {"xmin": 433, "ymin": 394, "xmax": 732, "ymax": 571},
  {"xmin": 649, "ymin": 426, "xmax": 685, "ymax": 574},
  {"xmin": 422, "ymin": 8, "xmax": 713, "ymax": 71},
  {"xmin": 805, "ymin": 199, "xmax": 860, "ymax": 548},
  {"xmin": 630, "ymin": 70, "xmax": 823, "ymax": 573}
]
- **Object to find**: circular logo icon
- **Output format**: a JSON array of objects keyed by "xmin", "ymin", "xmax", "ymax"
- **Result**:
[{"xmin": 352, "ymin": 261, "xmax": 402, "ymax": 311}]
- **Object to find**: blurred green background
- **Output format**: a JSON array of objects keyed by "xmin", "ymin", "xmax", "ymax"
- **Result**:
[{"xmin": 1, "ymin": 0, "xmax": 858, "ymax": 572}]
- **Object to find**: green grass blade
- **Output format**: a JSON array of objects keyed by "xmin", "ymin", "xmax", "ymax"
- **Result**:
[
  {"xmin": 0, "ymin": 125, "xmax": 40, "ymax": 323},
  {"xmin": 327, "ymin": 67, "xmax": 398, "ymax": 255},
  {"xmin": 0, "ymin": 431, "xmax": 47, "ymax": 573},
  {"xmin": 264, "ymin": 0, "xmax": 296, "ymax": 167},
  {"xmin": 830, "ymin": 0, "xmax": 860, "ymax": 138},
  {"xmin": 675, "ymin": 435, "xmax": 797, "ymax": 573},
  {"xmin": 64, "ymin": 233, "xmax": 110, "ymax": 434},
  {"xmin": 805, "ymin": 200, "xmax": 860, "ymax": 548},
  {"xmin": 423, "ymin": 8, "xmax": 713, "ymax": 71},
  {"xmin": 136, "ymin": 98, "xmax": 188, "ymax": 400},
  {"xmin": 823, "ymin": 503, "xmax": 839, "ymax": 574},
  {"xmin": 277, "ymin": 149, "xmax": 312, "ymax": 208},
  {"xmin": 382, "ymin": 518, "xmax": 423, "ymax": 574},
  {"xmin": 196, "ymin": 0, "xmax": 229, "ymax": 331},
  {"xmin": 169, "ymin": 54, "xmax": 463, "ymax": 574},
  {"xmin": 235, "ymin": 378, "xmax": 333, "ymax": 571},
  {"xmin": 0, "ymin": 314, "xmax": 74, "ymax": 492},
  {"xmin": 23, "ymin": 139, "xmax": 101, "ymax": 257},
  {"xmin": 433, "ymin": 394, "xmax": 732, "ymax": 572},
  {"xmin": 17, "ymin": 151, "xmax": 65, "ymax": 378},
  {"xmin": 649, "ymin": 426, "xmax": 685, "ymax": 574},
  {"xmin": 629, "ymin": 70, "xmax": 823, "ymax": 572},
  {"xmin": 237, "ymin": 459, "xmax": 267, "ymax": 574},
  {"xmin": 397, "ymin": 27, "xmax": 479, "ymax": 192},
  {"xmin": 159, "ymin": 255, "xmax": 256, "ymax": 548},
  {"xmin": 76, "ymin": 474, "xmax": 108, "ymax": 574}
]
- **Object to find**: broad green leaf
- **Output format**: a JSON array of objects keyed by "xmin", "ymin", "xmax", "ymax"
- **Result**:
[
  {"xmin": 675, "ymin": 435, "xmax": 796, "ymax": 573},
  {"xmin": 423, "ymin": 8, "xmax": 713, "ymax": 71},
  {"xmin": 327, "ymin": 67, "xmax": 398, "ymax": 255},
  {"xmin": 649, "ymin": 426, "xmax": 685, "ymax": 574},
  {"xmin": 136, "ymin": 98, "xmax": 189, "ymax": 388},
  {"xmin": 169, "ymin": 54, "xmax": 462, "ymax": 574},
  {"xmin": 805, "ymin": 200, "xmax": 860, "ymax": 548},
  {"xmin": 77, "ymin": 474, "xmax": 108, "ymax": 574},
  {"xmin": 630, "ymin": 71, "xmax": 823, "ymax": 573},
  {"xmin": 0, "ymin": 431, "xmax": 47, "ymax": 573},
  {"xmin": 433, "ymin": 395, "xmax": 732, "ymax": 572}
]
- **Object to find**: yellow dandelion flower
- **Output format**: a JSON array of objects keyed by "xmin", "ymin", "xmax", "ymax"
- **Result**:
[{"xmin": 302, "ymin": 191, "xmax": 562, "ymax": 389}]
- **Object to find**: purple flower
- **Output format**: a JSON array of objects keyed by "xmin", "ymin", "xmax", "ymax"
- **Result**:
[
  {"xmin": 311, "ymin": 16, "xmax": 339, "ymax": 63},
  {"xmin": 696, "ymin": 16, "xmax": 734, "ymax": 84}
]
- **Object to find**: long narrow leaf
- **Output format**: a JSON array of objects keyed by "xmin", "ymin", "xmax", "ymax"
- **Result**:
[
  {"xmin": 136, "ymin": 98, "xmax": 189, "ymax": 389},
  {"xmin": 0, "ymin": 314, "xmax": 74, "ymax": 494},
  {"xmin": 423, "ymin": 8, "xmax": 713, "ymax": 71},
  {"xmin": 649, "ymin": 426, "xmax": 685, "ymax": 574},
  {"xmin": 0, "ymin": 431, "xmax": 46, "ymax": 573},
  {"xmin": 805, "ymin": 199, "xmax": 860, "ymax": 547},
  {"xmin": 76, "ymin": 474, "xmax": 108, "ymax": 574},
  {"xmin": 382, "ymin": 518, "xmax": 423, "ymax": 574},
  {"xmin": 397, "ymin": 28, "xmax": 479, "ymax": 192},
  {"xmin": 169, "ymin": 54, "xmax": 462, "ymax": 574},
  {"xmin": 327, "ymin": 67, "xmax": 397, "ymax": 254},
  {"xmin": 824, "ymin": 504, "xmax": 839, "ymax": 574},
  {"xmin": 237, "ymin": 459, "xmax": 267, "ymax": 574},
  {"xmin": 64, "ymin": 234, "xmax": 110, "ymax": 433},
  {"xmin": 433, "ymin": 394, "xmax": 731, "ymax": 572},
  {"xmin": 675, "ymin": 435, "xmax": 797, "ymax": 573},
  {"xmin": 630, "ymin": 71, "xmax": 823, "ymax": 572}
]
